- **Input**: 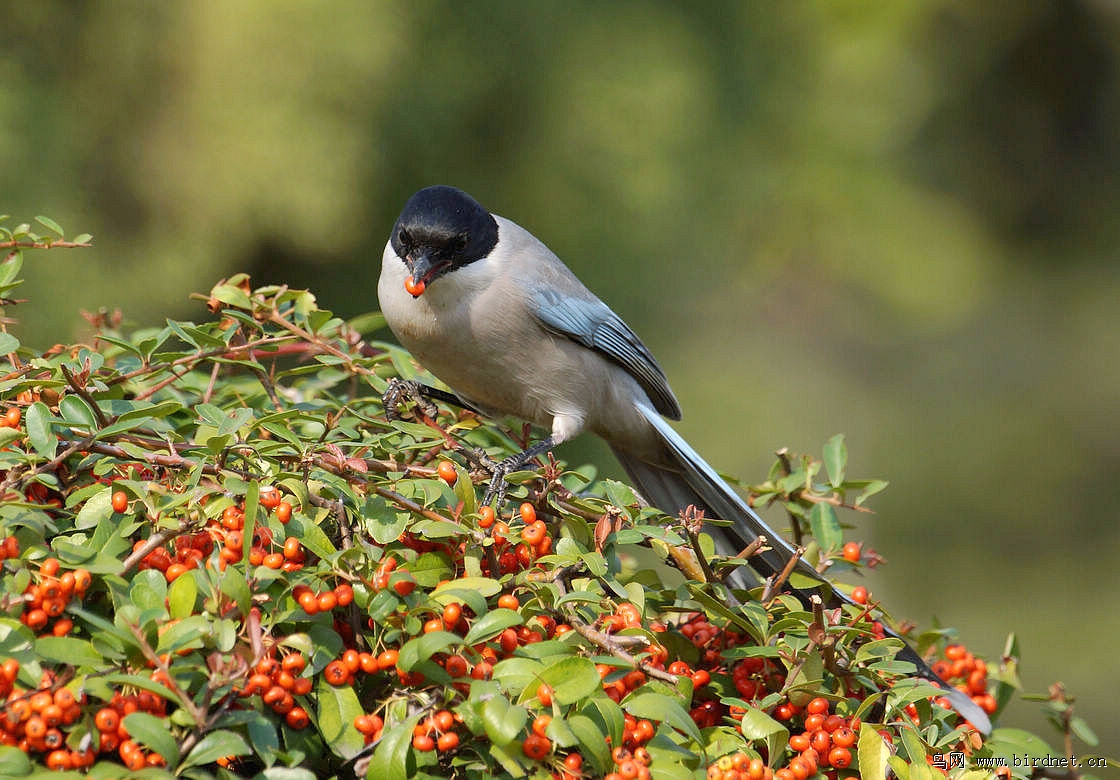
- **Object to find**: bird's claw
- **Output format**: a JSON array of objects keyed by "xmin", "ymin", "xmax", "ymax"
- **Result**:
[
  {"xmin": 476, "ymin": 452, "xmax": 522, "ymax": 508},
  {"xmin": 382, "ymin": 378, "xmax": 438, "ymax": 422}
]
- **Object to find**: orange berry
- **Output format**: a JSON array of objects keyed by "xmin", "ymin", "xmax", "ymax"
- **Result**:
[
  {"xmin": 403, "ymin": 276, "xmax": 427, "ymax": 296},
  {"xmin": 285, "ymin": 706, "xmax": 310, "ymax": 729},
  {"xmin": 828, "ymin": 747, "xmax": 852, "ymax": 769},
  {"xmin": 788, "ymin": 733, "xmax": 810, "ymax": 752},
  {"xmin": 444, "ymin": 654, "xmax": 469, "ymax": 678},
  {"xmin": 851, "ymin": 585, "xmax": 869, "ymax": 604},
  {"xmin": 497, "ymin": 594, "xmax": 519, "ymax": 610},
  {"xmin": 532, "ymin": 714, "xmax": 551, "ymax": 737},
  {"xmin": 297, "ymin": 591, "xmax": 319, "ymax": 614},
  {"xmin": 519, "ymin": 502, "xmax": 537, "ymax": 523},
  {"xmin": 841, "ymin": 541, "xmax": 861, "ymax": 563},
  {"xmin": 521, "ymin": 733, "xmax": 551, "ymax": 761},
  {"xmin": 282, "ymin": 537, "xmax": 302, "ymax": 561},
  {"xmin": 437, "ymin": 731, "xmax": 459, "ymax": 751},
  {"xmin": 536, "ymin": 683, "xmax": 553, "ymax": 706},
  {"xmin": 442, "ymin": 602, "xmax": 462, "ymax": 630},
  {"xmin": 4, "ymin": 407, "xmax": 21, "ymax": 427},
  {"xmin": 281, "ymin": 653, "xmax": 306, "ymax": 674},
  {"xmin": 412, "ymin": 733, "xmax": 435, "ymax": 751},
  {"xmin": 164, "ymin": 563, "xmax": 189, "ymax": 582},
  {"xmin": 275, "ymin": 500, "xmax": 293, "ymax": 523},
  {"xmin": 478, "ymin": 506, "xmax": 495, "ymax": 529},
  {"xmin": 522, "ymin": 521, "xmax": 546, "ymax": 546},
  {"xmin": 316, "ymin": 591, "xmax": 338, "ymax": 612},
  {"xmin": 437, "ymin": 461, "xmax": 458, "ymax": 485},
  {"xmin": 377, "ymin": 649, "xmax": 400, "ymax": 670},
  {"xmin": 258, "ymin": 485, "xmax": 281, "ymax": 509},
  {"xmin": 806, "ymin": 697, "xmax": 829, "ymax": 715},
  {"xmin": 323, "ymin": 661, "xmax": 349, "ymax": 686},
  {"xmin": 39, "ymin": 558, "xmax": 60, "ymax": 577},
  {"xmin": 111, "ymin": 491, "xmax": 129, "ymax": 513},
  {"xmin": 788, "ymin": 756, "xmax": 811, "ymax": 780}
]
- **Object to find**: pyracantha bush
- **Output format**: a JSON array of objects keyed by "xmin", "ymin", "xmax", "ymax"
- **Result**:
[{"xmin": 0, "ymin": 223, "xmax": 1110, "ymax": 779}]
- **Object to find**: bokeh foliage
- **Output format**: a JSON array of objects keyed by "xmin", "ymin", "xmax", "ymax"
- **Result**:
[{"xmin": 2, "ymin": 0, "xmax": 1117, "ymax": 749}]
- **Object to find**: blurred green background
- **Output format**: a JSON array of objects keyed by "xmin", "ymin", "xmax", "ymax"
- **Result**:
[{"xmin": 4, "ymin": 0, "xmax": 1117, "ymax": 754}]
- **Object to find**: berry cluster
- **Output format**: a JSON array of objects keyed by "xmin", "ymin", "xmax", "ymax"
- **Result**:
[
  {"xmin": 929, "ymin": 643, "xmax": 998, "ymax": 718},
  {"xmin": 17, "ymin": 557, "xmax": 91, "ymax": 637},
  {"xmin": 237, "ymin": 651, "xmax": 313, "ymax": 729}
]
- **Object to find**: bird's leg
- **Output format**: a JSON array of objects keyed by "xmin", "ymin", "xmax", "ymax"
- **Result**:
[
  {"xmin": 381, "ymin": 378, "xmax": 465, "ymax": 421},
  {"xmin": 481, "ymin": 435, "xmax": 558, "ymax": 508}
]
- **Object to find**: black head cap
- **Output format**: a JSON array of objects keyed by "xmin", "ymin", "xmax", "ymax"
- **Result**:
[{"xmin": 390, "ymin": 185, "xmax": 499, "ymax": 287}]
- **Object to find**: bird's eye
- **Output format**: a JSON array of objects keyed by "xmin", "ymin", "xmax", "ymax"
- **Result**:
[
  {"xmin": 397, "ymin": 229, "xmax": 411, "ymax": 246},
  {"xmin": 452, "ymin": 234, "xmax": 469, "ymax": 251}
]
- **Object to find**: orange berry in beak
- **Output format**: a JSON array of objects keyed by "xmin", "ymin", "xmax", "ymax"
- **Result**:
[{"xmin": 404, "ymin": 275, "xmax": 426, "ymax": 296}]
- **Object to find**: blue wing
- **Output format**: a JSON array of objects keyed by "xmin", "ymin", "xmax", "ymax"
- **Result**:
[{"xmin": 531, "ymin": 288, "xmax": 681, "ymax": 419}]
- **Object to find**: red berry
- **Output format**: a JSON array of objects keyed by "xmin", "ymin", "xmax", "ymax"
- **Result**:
[
  {"xmin": 842, "ymin": 541, "xmax": 861, "ymax": 563},
  {"xmin": 111, "ymin": 491, "xmax": 129, "ymax": 513}
]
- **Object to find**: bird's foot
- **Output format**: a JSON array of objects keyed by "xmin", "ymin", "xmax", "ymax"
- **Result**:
[
  {"xmin": 466, "ymin": 448, "xmax": 520, "ymax": 508},
  {"xmin": 382, "ymin": 378, "xmax": 439, "ymax": 422}
]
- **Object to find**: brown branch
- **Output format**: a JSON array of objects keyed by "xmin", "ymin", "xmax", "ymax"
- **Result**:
[
  {"xmin": 762, "ymin": 546, "xmax": 804, "ymax": 605},
  {"xmin": 0, "ymin": 239, "xmax": 92, "ymax": 250}
]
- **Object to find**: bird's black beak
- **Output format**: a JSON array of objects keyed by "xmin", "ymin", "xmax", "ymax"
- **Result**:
[{"xmin": 406, "ymin": 249, "xmax": 440, "ymax": 288}]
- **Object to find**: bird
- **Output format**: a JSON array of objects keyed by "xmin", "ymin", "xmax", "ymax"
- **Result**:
[{"xmin": 377, "ymin": 184, "xmax": 991, "ymax": 734}]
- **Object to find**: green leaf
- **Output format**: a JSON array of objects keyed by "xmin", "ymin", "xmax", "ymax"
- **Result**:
[
  {"xmin": 25, "ymin": 402, "xmax": 57, "ymax": 459},
  {"xmin": 822, "ymin": 434, "xmax": 847, "ymax": 487},
  {"xmin": 247, "ymin": 712, "xmax": 281, "ymax": 768},
  {"xmin": 738, "ymin": 706, "xmax": 789, "ymax": 767},
  {"xmin": 808, "ymin": 502, "xmax": 842, "ymax": 552},
  {"xmin": 462, "ymin": 608, "xmax": 523, "ymax": 645},
  {"xmin": 852, "ymin": 637, "xmax": 905, "ymax": 667},
  {"xmin": 855, "ymin": 480, "xmax": 889, "ymax": 507},
  {"xmin": 858, "ymin": 723, "xmax": 889, "ymax": 780},
  {"xmin": 431, "ymin": 576, "xmax": 501, "ymax": 601},
  {"xmin": 481, "ymin": 694, "xmax": 528, "ymax": 746},
  {"xmin": 180, "ymin": 729, "xmax": 252, "ymax": 770},
  {"xmin": 75, "ymin": 487, "xmax": 114, "ymax": 530},
  {"xmin": 72, "ymin": 232, "xmax": 93, "ymax": 244},
  {"xmin": 0, "ymin": 745, "xmax": 31, "ymax": 776},
  {"xmin": 210, "ymin": 283, "xmax": 254, "ymax": 310},
  {"xmin": 368, "ymin": 712, "xmax": 423, "ymax": 780},
  {"xmin": 566, "ymin": 713, "xmax": 613, "ymax": 775},
  {"xmin": 538, "ymin": 657, "xmax": 601, "ymax": 706},
  {"xmin": 33, "ymin": 636, "xmax": 103, "ymax": 668},
  {"xmin": 317, "ymin": 674, "xmax": 366, "ymax": 759},
  {"xmin": 34, "ymin": 215, "xmax": 64, "ymax": 236},
  {"xmin": 156, "ymin": 615, "xmax": 209, "ymax": 654},
  {"xmin": 123, "ymin": 711, "xmax": 180, "ymax": 765},
  {"xmin": 623, "ymin": 691, "xmax": 703, "ymax": 751},
  {"xmin": 167, "ymin": 572, "xmax": 198, "ymax": 619},
  {"xmin": 58, "ymin": 394, "xmax": 98, "ymax": 430},
  {"xmin": 398, "ymin": 631, "xmax": 461, "ymax": 671},
  {"xmin": 366, "ymin": 497, "xmax": 408, "ymax": 544},
  {"xmin": 0, "ymin": 333, "xmax": 19, "ymax": 355}
]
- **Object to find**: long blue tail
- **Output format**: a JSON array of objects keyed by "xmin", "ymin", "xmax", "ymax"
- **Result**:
[{"xmin": 609, "ymin": 403, "xmax": 991, "ymax": 734}]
